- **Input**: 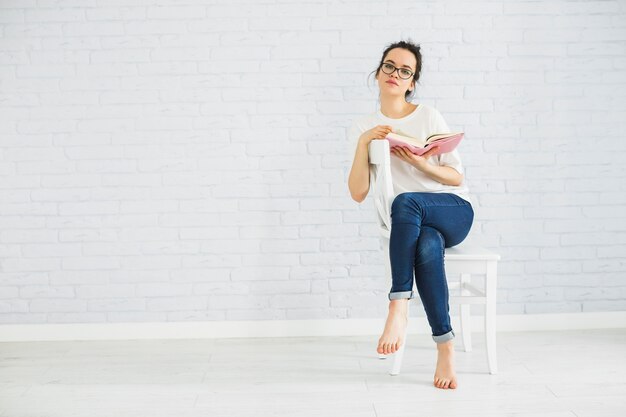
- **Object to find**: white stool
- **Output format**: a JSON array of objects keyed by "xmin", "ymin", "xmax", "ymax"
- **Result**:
[{"xmin": 368, "ymin": 139, "xmax": 500, "ymax": 375}]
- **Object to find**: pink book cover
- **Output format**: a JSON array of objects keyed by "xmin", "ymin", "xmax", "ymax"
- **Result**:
[{"xmin": 384, "ymin": 132, "xmax": 464, "ymax": 157}]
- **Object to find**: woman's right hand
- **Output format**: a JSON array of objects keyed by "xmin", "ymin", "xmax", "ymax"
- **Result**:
[{"xmin": 359, "ymin": 125, "xmax": 394, "ymax": 146}]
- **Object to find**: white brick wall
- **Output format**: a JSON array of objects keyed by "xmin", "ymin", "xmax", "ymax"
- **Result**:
[{"xmin": 1, "ymin": 0, "xmax": 625, "ymax": 324}]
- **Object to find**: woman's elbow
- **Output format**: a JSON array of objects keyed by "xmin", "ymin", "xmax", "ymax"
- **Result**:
[
  {"xmin": 348, "ymin": 180, "xmax": 369, "ymax": 203},
  {"xmin": 350, "ymin": 188, "xmax": 368, "ymax": 203},
  {"xmin": 351, "ymin": 193, "xmax": 366, "ymax": 203},
  {"xmin": 447, "ymin": 171, "xmax": 463, "ymax": 187}
]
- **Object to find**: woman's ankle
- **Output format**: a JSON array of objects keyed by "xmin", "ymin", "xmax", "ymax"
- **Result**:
[
  {"xmin": 389, "ymin": 299, "xmax": 408, "ymax": 308},
  {"xmin": 436, "ymin": 340, "xmax": 454, "ymax": 351}
]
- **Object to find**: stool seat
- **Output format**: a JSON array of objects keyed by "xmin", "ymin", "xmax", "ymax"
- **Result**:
[
  {"xmin": 445, "ymin": 245, "xmax": 501, "ymax": 261},
  {"xmin": 368, "ymin": 139, "xmax": 500, "ymax": 375}
]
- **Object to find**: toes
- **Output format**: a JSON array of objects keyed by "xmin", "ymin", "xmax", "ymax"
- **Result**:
[
  {"xmin": 377, "ymin": 338, "xmax": 387, "ymax": 354},
  {"xmin": 434, "ymin": 377, "xmax": 453, "ymax": 389},
  {"xmin": 379, "ymin": 340, "xmax": 404, "ymax": 355}
]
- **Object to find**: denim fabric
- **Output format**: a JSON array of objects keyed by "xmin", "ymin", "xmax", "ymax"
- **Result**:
[{"xmin": 388, "ymin": 192, "xmax": 474, "ymax": 344}]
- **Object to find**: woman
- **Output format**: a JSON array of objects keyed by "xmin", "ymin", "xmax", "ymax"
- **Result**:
[{"xmin": 347, "ymin": 40, "xmax": 474, "ymax": 390}]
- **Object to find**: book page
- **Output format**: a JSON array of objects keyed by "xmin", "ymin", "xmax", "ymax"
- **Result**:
[
  {"xmin": 386, "ymin": 132, "xmax": 426, "ymax": 148},
  {"xmin": 425, "ymin": 132, "xmax": 462, "ymax": 145}
]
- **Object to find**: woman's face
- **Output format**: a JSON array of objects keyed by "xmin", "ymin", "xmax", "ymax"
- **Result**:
[{"xmin": 376, "ymin": 48, "xmax": 416, "ymax": 99}]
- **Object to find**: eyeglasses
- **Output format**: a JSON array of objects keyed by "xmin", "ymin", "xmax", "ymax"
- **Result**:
[{"xmin": 380, "ymin": 62, "xmax": 414, "ymax": 80}]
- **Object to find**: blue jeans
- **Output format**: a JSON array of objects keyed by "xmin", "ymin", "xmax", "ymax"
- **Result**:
[{"xmin": 388, "ymin": 192, "xmax": 474, "ymax": 344}]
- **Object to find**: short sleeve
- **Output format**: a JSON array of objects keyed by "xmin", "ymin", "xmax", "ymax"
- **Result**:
[{"xmin": 431, "ymin": 109, "xmax": 464, "ymax": 175}]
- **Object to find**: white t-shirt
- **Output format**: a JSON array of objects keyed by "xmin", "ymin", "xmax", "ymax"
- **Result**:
[{"xmin": 347, "ymin": 103, "xmax": 473, "ymax": 207}]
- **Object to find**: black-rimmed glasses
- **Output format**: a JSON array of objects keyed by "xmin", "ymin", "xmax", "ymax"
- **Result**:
[{"xmin": 380, "ymin": 62, "xmax": 414, "ymax": 79}]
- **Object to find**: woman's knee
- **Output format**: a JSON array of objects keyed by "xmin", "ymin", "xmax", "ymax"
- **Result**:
[
  {"xmin": 415, "ymin": 227, "xmax": 445, "ymax": 264},
  {"xmin": 391, "ymin": 192, "xmax": 422, "ymax": 224}
]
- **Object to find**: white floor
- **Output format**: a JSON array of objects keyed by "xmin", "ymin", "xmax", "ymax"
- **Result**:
[{"xmin": 0, "ymin": 328, "xmax": 625, "ymax": 417}]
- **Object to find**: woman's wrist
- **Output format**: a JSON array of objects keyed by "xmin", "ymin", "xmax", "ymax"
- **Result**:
[{"xmin": 414, "ymin": 160, "xmax": 432, "ymax": 173}]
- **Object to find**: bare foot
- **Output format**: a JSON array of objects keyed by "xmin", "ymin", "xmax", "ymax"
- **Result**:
[
  {"xmin": 377, "ymin": 299, "xmax": 408, "ymax": 355},
  {"xmin": 434, "ymin": 340, "xmax": 458, "ymax": 389}
]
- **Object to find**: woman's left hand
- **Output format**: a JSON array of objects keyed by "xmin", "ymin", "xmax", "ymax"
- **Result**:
[{"xmin": 391, "ymin": 145, "xmax": 440, "ymax": 171}]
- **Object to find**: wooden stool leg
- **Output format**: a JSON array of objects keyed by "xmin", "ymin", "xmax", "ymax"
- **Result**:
[
  {"xmin": 459, "ymin": 273, "xmax": 473, "ymax": 352},
  {"xmin": 485, "ymin": 261, "xmax": 498, "ymax": 374}
]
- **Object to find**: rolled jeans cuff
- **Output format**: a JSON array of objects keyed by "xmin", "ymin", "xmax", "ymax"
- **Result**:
[
  {"xmin": 388, "ymin": 290, "xmax": 416, "ymax": 300},
  {"xmin": 432, "ymin": 329, "xmax": 455, "ymax": 344}
]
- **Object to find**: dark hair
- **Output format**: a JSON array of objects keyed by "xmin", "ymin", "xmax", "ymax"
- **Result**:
[{"xmin": 368, "ymin": 39, "xmax": 422, "ymax": 102}]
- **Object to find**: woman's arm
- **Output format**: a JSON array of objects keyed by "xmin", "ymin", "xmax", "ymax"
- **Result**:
[
  {"xmin": 419, "ymin": 164, "xmax": 463, "ymax": 186},
  {"xmin": 391, "ymin": 147, "xmax": 463, "ymax": 186},
  {"xmin": 348, "ymin": 137, "xmax": 371, "ymax": 203},
  {"xmin": 348, "ymin": 125, "xmax": 394, "ymax": 203}
]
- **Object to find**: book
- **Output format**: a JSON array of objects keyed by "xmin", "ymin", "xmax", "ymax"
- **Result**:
[{"xmin": 384, "ymin": 131, "xmax": 464, "ymax": 157}]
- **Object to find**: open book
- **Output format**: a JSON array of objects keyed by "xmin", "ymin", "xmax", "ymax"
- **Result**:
[{"xmin": 384, "ymin": 131, "xmax": 464, "ymax": 157}]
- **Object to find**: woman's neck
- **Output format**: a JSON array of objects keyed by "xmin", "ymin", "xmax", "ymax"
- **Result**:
[{"xmin": 379, "ymin": 99, "xmax": 416, "ymax": 119}]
